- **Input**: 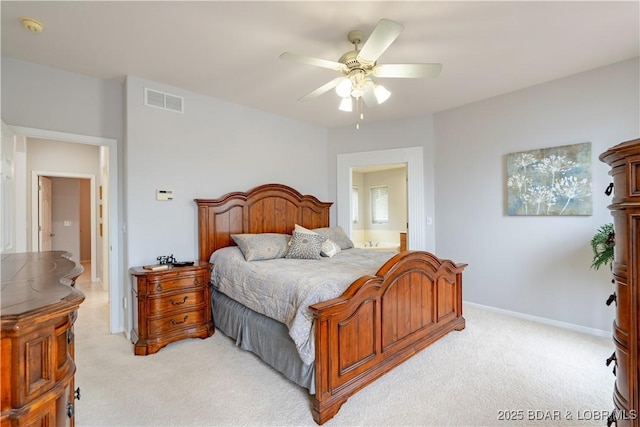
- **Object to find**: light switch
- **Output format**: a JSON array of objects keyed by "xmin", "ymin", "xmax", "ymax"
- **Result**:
[
  {"xmin": 64, "ymin": 220, "xmax": 72, "ymax": 226},
  {"xmin": 156, "ymin": 190, "xmax": 173, "ymax": 201}
]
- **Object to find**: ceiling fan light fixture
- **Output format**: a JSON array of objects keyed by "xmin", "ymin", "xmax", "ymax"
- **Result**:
[
  {"xmin": 338, "ymin": 97, "xmax": 353, "ymax": 112},
  {"xmin": 335, "ymin": 78, "xmax": 352, "ymax": 98},
  {"xmin": 374, "ymin": 84, "xmax": 391, "ymax": 104},
  {"xmin": 349, "ymin": 69, "xmax": 366, "ymax": 98},
  {"xmin": 350, "ymin": 87, "xmax": 365, "ymax": 98}
]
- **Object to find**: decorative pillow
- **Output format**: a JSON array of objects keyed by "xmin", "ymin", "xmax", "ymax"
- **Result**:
[
  {"xmin": 231, "ymin": 233, "xmax": 291, "ymax": 261},
  {"xmin": 285, "ymin": 231, "xmax": 324, "ymax": 260},
  {"xmin": 321, "ymin": 239, "xmax": 341, "ymax": 258},
  {"xmin": 312, "ymin": 226, "xmax": 354, "ymax": 250},
  {"xmin": 294, "ymin": 224, "xmax": 318, "ymax": 235}
]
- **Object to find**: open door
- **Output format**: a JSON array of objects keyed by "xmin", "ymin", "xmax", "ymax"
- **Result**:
[{"xmin": 38, "ymin": 176, "xmax": 53, "ymax": 251}]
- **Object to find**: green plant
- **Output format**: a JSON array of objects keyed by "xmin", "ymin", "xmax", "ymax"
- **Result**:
[{"xmin": 591, "ymin": 223, "xmax": 615, "ymax": 270}]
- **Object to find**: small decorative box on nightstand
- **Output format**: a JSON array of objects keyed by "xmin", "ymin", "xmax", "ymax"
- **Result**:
[{"xmin": 129, "ymin": 261, "xmax": 214, "ymax": 355}]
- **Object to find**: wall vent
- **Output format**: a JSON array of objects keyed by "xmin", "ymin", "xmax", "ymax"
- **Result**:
[{"xmin": 144, "ymin": 88, "xmax": 184, "ymax": 113}]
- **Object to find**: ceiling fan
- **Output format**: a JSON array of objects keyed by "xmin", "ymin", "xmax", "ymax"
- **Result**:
[{"xmin": 280, "ymin": 18, "xmax": 442, "ymax": 112}]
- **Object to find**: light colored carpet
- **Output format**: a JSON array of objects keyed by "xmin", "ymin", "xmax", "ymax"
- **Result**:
[{"xmin": 74, "ymin": 278, "xmax": 615, "ymax": 426}]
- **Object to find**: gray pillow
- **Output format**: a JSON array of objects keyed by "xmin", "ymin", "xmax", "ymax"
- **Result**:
[
  {"xmin": 231, "ymin": 233, "xmax": 291, "ymax": 261},
  {"xmin": 285, "ymin": 231, "xmax": 324, "ymax": 260},
  {"xmin": 312, "ymin": 226, "xmax": 354, "ymax": 250}
]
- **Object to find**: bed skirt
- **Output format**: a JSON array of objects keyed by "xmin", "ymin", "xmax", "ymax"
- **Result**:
[{"xmin": 211, "ymin": 287, "xmax": 315, "ymax": 393}]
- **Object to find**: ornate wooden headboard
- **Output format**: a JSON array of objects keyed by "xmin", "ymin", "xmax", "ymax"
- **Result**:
[{"xmin": 195, "ymin": 183, "xmax": 333, "ymax": 262}]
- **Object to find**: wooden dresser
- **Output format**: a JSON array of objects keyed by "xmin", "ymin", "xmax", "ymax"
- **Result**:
[
  {"xmin": 1, "ymin": 251, "xmax": 85, "ymax": 427},
  {"xmin": 600, "ymin": 138, "xmax": 640, "ymax": 426},
  {"xmin": 129, "ymin": 262, "xmax": 214, "ymax": 355}
]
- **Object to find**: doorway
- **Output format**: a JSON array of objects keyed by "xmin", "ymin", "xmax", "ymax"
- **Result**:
[
  {"xmin": 351, "ymin": 164, "xmax": 407, "ymax": 250},
  {"xmin": 33, "ymin": 173, "xmax": 96, "ymax": 277},
  {"xmin": 11, "ymin": 125, "xmax": 122, "ymax": 334},
  {"xmin": 337, "ymin": 146, "xmax": 430, "ymax": 252}
]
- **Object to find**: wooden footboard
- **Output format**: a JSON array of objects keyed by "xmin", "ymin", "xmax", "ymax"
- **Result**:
[{"xmin": 309, "ymin": 250, "xmax": 466, "ymax": 424}]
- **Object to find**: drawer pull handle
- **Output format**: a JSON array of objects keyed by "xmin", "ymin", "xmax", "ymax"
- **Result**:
[
  {"xmin": 156, "ymin": 284, "xmax": 163, "ymax": 292},
  {"xmin": 606, "ymin": 352, "xmax": 616, "ymax": 366},
  {"xmin": 194, "ymin": 278, "xmax": 203, "ymax": 286},
  {"xmin": 170, "ymin": 315, "xmax": 188, "ymax": 326},
  {"xmin": 74, "ymin": 387, "xmax": 81, "ymax": 400},
  {"xmin": 606, "ymin": 352, "xmax": 617, "ymax": 376},
  {"xmin": 604, "ymin": 183, "xmax": 614, "ymax": 196},
  {"xmin": 170, "ymin": 296, "xmax": 188, "ymax": 306},
  {"xmin": 606, "ymin": 293, "xmax": 616, "ymax": 306}
]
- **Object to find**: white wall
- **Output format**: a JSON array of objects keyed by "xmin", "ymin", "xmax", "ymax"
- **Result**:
[
  {"xmin": 1, "ymin": 57, "xmax": 123, "ymax": 140},
  {"xmin": 124, "ymin": 76, "xmax": 328, "ymax": 268},
  {"xmin": 433, "ymin": 58, "xmax": 639, "ymax": 333}
]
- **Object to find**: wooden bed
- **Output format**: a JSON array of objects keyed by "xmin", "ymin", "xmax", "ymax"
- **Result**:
[{"xmin": 195, "ymin": 183, "xmax": 467, "ymax": 424}]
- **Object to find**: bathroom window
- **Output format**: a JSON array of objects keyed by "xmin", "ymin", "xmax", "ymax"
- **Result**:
[
  {"xmin": 370, "ymin": 186, "xmax": 389, "ymax": 224},
  {"xmin": 352, "ymin": 187, "xmax": 359, "ymax": 223}
]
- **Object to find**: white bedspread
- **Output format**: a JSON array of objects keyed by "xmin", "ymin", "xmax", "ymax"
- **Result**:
[{"xmin": 210, "ymin": 247, "xmax": 396, "ymax": 365}]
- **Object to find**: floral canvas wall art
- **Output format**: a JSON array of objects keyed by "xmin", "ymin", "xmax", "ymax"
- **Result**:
[{"xmin": 507, "ymin": 142, "xmax": 592, "ymax": 216}]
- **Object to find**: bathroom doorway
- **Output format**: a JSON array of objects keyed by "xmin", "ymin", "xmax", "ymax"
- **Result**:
[{"xmin": 351, "ymin": 164, "xmax": 407, "ymax": 252}]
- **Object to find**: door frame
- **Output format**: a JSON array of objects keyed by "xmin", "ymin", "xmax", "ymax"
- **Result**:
[
  {"xmin": 37, "ymin": 175, "xmax": 53, "ymax": 252},
  {"xmin": 31, "ymin": 172, "xmax": 96, "ymax": 276},
  {"xmin": 337, "ymin": 146, "xmax": 428, "ymax": 251},
  {"xmin": 11, "ymin": 125, "xmax": 123, "ymax": 334}
]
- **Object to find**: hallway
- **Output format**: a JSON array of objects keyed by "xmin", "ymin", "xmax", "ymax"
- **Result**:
[{"xmin": 75, "ymin": 261, "xmax": 110, "ymax": 335}]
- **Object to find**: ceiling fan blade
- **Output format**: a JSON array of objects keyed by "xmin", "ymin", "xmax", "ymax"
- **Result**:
[
  {"xmin": 356, "ymin": 18, "xmax": 404, "ymax": 65},
  {"xmin": 298, "ymin": 77, "xmax": 344, "ymax": 101},
  {"xmin": 373, "ymin": 63, "xmax": 443, "ymax": 78},
  {"xmin": 280, "ymin": 52, "xmax": 346, "ymax": 72}
]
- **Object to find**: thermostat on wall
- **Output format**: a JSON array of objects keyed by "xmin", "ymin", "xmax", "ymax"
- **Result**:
[{"xmin": 156, "ymin": 189, "xmax": 173, "ymax": 201}]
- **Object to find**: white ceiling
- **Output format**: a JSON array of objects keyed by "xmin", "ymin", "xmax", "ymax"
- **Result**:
[{"xmin": 2, "ymin": 1, "xmax": 638, "ymax": 129}]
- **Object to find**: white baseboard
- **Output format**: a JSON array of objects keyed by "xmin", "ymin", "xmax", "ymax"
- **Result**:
[{"xmin": 463, "ymin": 301, "xmax": 612, "ymax": 338}]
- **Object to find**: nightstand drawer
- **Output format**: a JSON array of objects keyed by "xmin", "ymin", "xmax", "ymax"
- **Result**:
[
  {"xmin": 148, "ymin": 310, "xmax": 205, "ymax": 335},
  {"xmin": 147, "ymin": 274, "xmax": 206, "ymax": 295},
  {"xmin": 147, "ymin": 290, "xmax": 205, "ymax": 315},
  {"xmin": 130, "ymin": 261, "xmax": 213, "ymax": 355}
]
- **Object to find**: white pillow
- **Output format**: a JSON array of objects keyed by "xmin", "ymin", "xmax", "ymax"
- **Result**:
[
  {"xmin": 294, "ymin": 224, "xmax": 317, "ymax": 235},
  {"xmin": 321, "ymin": 239, "xmax": 341, "ymax": 258}
]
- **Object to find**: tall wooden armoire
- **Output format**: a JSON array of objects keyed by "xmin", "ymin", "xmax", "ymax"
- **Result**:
[{"xmin": 600, "ymin": 138, "xmax": 640, "ymax": 426}]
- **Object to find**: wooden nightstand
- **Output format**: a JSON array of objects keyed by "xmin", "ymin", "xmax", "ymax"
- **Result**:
[{"xmin": 129, "ymin": 261, "xmax": 214, "ymax": 355}]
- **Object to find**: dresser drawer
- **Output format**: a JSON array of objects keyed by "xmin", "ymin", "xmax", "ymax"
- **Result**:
[
  {"xmin": 148, "ymin": 310, "xmax": 205, "ymax": 336},
  {"xmin": 146, "ymin": 273, "xmax": 207, "ymax": 295},
  {"xmin": 147, "ymin": 289, "xmax": 205, "ymax": 315}
]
